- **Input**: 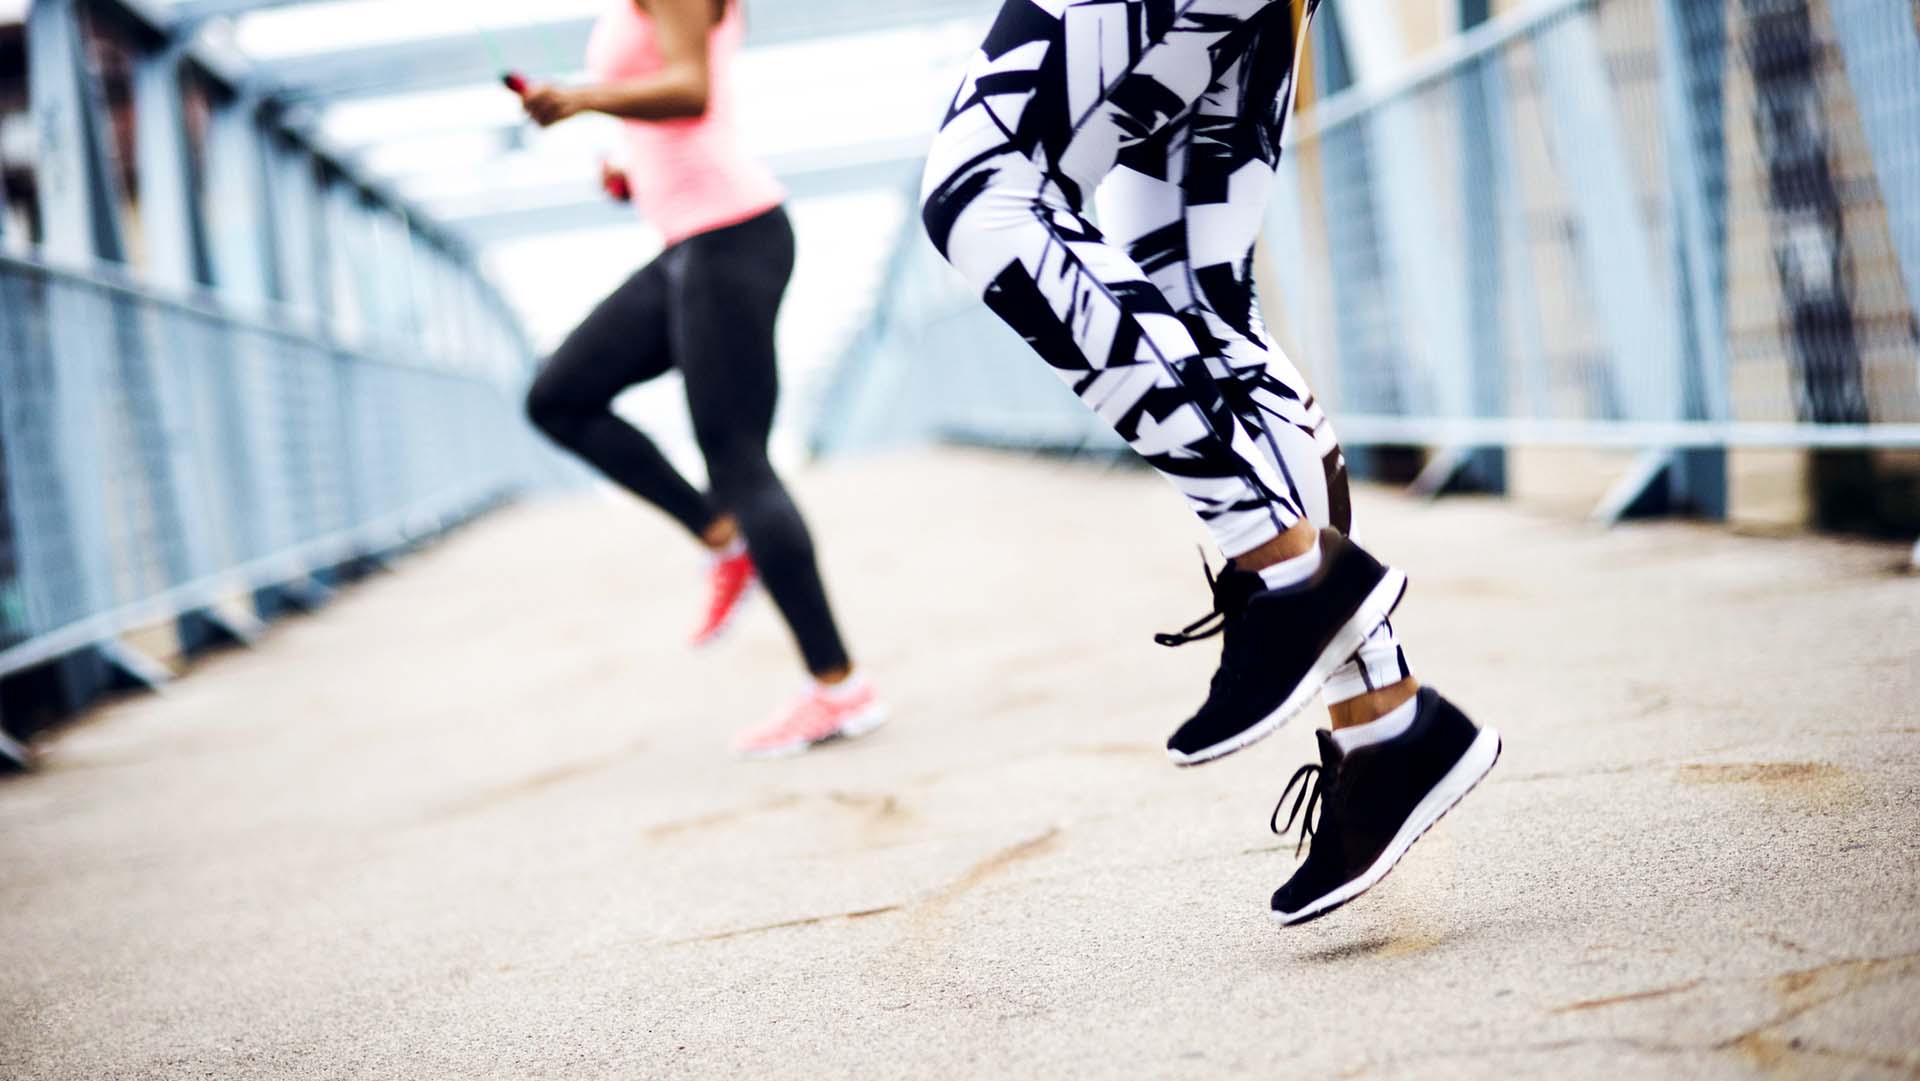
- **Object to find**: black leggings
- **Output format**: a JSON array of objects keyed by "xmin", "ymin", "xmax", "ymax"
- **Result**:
[{"xmin": 525, "ymin": 206, "xmax": 850, "ymax": 676}]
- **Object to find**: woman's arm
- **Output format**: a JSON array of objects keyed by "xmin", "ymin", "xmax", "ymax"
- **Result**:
[{"xmin": 521, "ymin": 0, "xmax": 715, "ymax": 127}]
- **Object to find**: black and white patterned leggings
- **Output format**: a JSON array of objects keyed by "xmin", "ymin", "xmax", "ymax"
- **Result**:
[{"xmin": 921, "ymin": 0, "xmax": 1407, "ymax": 698}]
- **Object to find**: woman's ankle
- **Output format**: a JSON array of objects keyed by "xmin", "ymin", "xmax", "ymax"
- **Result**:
[
  {"xmin": 1231, "ymin": 520, "xmax": 1319, "ymax": 573},
  {"xmin": 1329, "ymin": 677, "xmax": 1419, "ymax": 730},
  {"xmin": 701, "ymin": 515, "xmax": 741, "ymax": 551}
]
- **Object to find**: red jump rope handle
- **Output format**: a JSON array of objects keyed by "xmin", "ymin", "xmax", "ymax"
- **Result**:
[
  {"xmin": 502, "ymin": 71, "xmax": 528, "ymax": 95},
  {"xmin": 603, "ymin": 170, "xmax": 632, "ymax": 203}
]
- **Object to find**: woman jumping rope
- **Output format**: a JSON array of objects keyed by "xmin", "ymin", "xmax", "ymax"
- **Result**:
[
  {"xmin": 921, "ymin": 0, "xmax": 1500, "ymax": 923},
  {"xmin": 515, "ymin": 0, "xmax": 883, "ymax": 757}
]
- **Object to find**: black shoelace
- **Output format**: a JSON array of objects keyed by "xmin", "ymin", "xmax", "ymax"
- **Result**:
[
  {"xmin": 1271, "ymin": 761, "xmax": 1325, "ymax": 857},
  {"xmin": 1154, "ymin": 549, "xmax": 1229, "ymax": 648}
]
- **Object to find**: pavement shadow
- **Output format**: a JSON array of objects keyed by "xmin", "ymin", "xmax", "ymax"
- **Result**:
[{"xmin": 1289, "ymin": 925, "xmax": 1464, "ymax": 967}]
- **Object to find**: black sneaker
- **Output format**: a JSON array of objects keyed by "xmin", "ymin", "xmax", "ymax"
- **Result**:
[
  {"xmin": 1268, "ymin": 687, "xmax": 1500, "ymax": 925},
  {"xmin": 1158, "ymin": 528, "xmax": 1407, "ymax": 766}
]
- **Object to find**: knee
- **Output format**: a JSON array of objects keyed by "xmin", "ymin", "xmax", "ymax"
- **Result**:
[
  {"xmin": 703, "ymin": 443, "xmax": 775, "ymax": 504},
  {"xmin": 919, "ymin": 131, "xmax": 1005, "ymax": 262},
  {"xmin": 716, "ymin": 471, "xmax": 812, "ymax": 565},
  {"xmin": 523, "ymin": 373, "xmax": 574, "ymax": 441},
  {"xmin": 920, "ymin": 137, "xmax": 1049, "ymax": 287},
  {"xmin": 919, "ymin": 163, "xmax": 960, "ymax": 259}
]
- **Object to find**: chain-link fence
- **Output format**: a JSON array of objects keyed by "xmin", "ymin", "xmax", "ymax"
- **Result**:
[
  {"xmin": 0, "ymin": 253, "xmax": 544, "ymax": 688},
  {"xmin": 814, "ymin": 0, "xmax": 1920, "ymax": 464}
]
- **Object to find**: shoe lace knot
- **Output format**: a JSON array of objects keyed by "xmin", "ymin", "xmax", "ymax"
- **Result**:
[
  {"xmin": 1270, "ymin": 761, "xmax": 1326, "ymax": 857},
  {"xmin": 1153, "ymin": 548, "xmax": 1236, "ymax": 649}
]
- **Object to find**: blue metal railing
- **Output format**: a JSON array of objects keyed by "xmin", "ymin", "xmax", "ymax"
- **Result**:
[
  {"xmin": 0, "ymin": 252, "xmax": 547, "ymax": 715},
  {"xmin": 814, "ymin": 0, "xmax": 1920, "ymax": 477}
]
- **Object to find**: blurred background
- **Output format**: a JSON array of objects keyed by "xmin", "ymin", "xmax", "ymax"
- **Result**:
[{"xmin": 0, "ymin": 0, "xmax": 1917, "ymax": 756}]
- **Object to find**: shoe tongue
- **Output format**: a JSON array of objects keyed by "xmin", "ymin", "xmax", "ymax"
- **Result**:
[
  {"xmin": 1314, "ymin": 728, "xmax": 1344, "ymax": 768},
  {"xmin": 1214, "ymin": 566, "xmax": 1265, "ymax": 611}
]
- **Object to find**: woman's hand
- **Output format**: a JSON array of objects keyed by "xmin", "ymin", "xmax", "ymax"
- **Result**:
[{"xmin": 521, "ymin": 83, "xmax": 584, "ymax": 127}]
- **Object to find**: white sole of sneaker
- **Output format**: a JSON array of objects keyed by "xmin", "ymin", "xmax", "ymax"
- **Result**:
[
  {"xmin": 836, "ymin": 703, "xmax": 890, "ymax": 741},
  {"xmin": 691, "ymin": 578, "xmax": 758, "ymax": 649},
  {"xmin": 1168, "ymin": 567, "xmax": 1408, "ymax": 767},
  {"xmin": 1272, "ymin": 724, "xmax": 1502, "ymax": 926},
  {"xmin": 0, "ymin": 726, "xmax": 30, "ymax": 770},
  {"xmin": 732, "ymin": 702, "xmax": 889, "ymax": 761}
]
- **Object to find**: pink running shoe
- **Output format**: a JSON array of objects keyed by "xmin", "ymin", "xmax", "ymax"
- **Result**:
[
  {"xmin": 691, "ymin": 543, "xmax": 756, "ymax": 647},
  {"xmin": 731, "ymin": 678, "xmax": 887, "ymax": 758}
]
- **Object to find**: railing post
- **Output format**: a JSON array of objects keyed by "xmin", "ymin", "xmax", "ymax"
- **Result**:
[
  {"xmin": 268, "ymin": 135, "xmax": 326, "ymax": 323},
  {"xmin": 205, "ymin": 94, "xmax": 280, "ymax": 310},
  {"xmin": 133, "ymin": 43, "xmax": 209, "ymax": 290},
  {"xmin": 1533, "ymin": 6, "xmax": 1698, "ymax": 522},
  {"xmin": 28, "ymin": 0, "xmax": 124, "ymax": 264},
  {"xmin": 1829, "ymin": 0, "xmax": 1920, "ymax": 338},
  {"xmin": 26, "ymin": 0, "xmax": 126, "ymax": 699},
  {"xmin": 133, "ymin": 37, "xmax": 239, "ymax": 653},
  {"xmin": 205, "ymin": 92, "xmax": 306, "ymax": 616},
  {"xmin": 1352, "ymin": 19, "xmax": 1476, "ymax": 450},
  {"xmin": 1485, "ymin": 52, "xmax": 1549, "ymax": 433},
  {"xmin": 1538, "ymin": 6, "xmax": 1686, "ymax": 427},
  {"xmin": 1464, "ymin": 2, "xmax": 1508, "ymax": 491},
  {"xmin": 1831, "ymin": 0, "xmax": 1920, "ymax": 593},
  {"xmin": 1657, "ymin": 0, "xmax": 1729, "ymax": 518},
  {"xmin": 1309, "ymin": 0, "xmax": 1402, "ymax": 479},
  {"xmin": 1448, "ymin": 49, "xmax": 1508, "ymax": 495},
  {"xmin": 1739, "ymin": 0, "xmax": 1873, "ymax": 533}
]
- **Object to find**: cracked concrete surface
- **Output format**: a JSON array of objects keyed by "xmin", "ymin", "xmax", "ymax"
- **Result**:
[{"xmin": 2, "ymin": 450, "xmax": 1916, "ymax": 1079}]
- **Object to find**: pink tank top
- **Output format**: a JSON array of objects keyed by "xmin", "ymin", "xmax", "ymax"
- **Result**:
[{"xmin": 585, "ymin": 1, "xmax": 784, "ymax": 246}]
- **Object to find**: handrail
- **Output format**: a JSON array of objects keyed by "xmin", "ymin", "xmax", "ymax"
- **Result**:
[
  {"xmin": 1286, "ymin": 0, "xmax": 1591, "ymax": 142},
  {"xmin": 0, "ymin": 249, "xmax": 516, "ymax": 378}
]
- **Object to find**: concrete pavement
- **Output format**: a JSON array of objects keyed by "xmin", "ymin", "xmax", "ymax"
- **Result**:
[{"xmin": 3, "ymin": 450, "xmax": 1917, "ymax": 1079}]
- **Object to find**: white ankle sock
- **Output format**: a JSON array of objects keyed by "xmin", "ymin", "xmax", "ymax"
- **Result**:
[
  {"xmin": 817, "ymin": 673, "xmax": 867, "ymax": 701},
  {"xmin": 1256, "ymin": 539, "xmax": 1322, "ymax": 592},
  {"xmin": 1331, "ymin": 694, "xmax": 1419, "ymax": 753},
  {"xmin": 713, "ymin": 537, "xmax": 747, "ymax": 561}
]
